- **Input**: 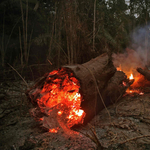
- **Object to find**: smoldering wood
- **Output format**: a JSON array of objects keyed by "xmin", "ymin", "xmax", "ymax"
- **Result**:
[
  {"xmin": 102, "ymin": 71, "xmax": 134, "ymax": 103},
  {"xmin": 26, "ymin": 53, "xmax": 133, "ymax": 126}
]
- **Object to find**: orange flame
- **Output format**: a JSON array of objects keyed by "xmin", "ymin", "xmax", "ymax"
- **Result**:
[{"xmin": 126, "ymin": 73, "xmax": 147, "ymax": 95}]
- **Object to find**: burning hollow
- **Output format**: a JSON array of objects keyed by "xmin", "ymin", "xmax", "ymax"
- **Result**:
[{"xmin": 35, "ymin": 68, "xmax": 85, "ymax": 128}]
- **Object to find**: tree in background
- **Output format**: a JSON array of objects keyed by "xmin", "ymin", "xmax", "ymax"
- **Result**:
[{"xmin": 0, "ymin": 0, "xmax": 150, "ymax": 76}]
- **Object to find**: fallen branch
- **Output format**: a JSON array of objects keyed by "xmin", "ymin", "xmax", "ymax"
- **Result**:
[
  {"xmin": 119, "ymin": 134, "xmax": 150, "ymax": 145},
  {"xmin": 7, "ymin": 63, "xmax": 29, "ymax": 88}
]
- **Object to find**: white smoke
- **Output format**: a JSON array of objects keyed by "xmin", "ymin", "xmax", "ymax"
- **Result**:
[
  {"xmin": 112, "ymin": 24, "xmax": 150, "ymax": 77},
  {"xmin": 131, "ymin": 24, "xmax": 150, "ymax": 65}
]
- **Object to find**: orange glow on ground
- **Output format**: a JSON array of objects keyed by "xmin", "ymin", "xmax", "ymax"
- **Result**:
[
  {"xmin": 49, "ymin": 128, "xmax": 58, "ymax": 133},
  {"xmin": 126, "ymin": 88, "xmax": 141, "ymax": 94},
  {"xmin": 37, "ymin": 68, "xmax": 86, "ymax": 130}
]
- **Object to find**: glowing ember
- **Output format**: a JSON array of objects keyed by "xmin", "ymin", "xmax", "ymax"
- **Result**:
[
  {"xmin": 37, "ymin": 68, "xmax": 86, "ymax": 130},
  {"xmin": 39, "ymin": 118, "xmax": 43, "ymax": 121},
  {"xmin": 75, "ymin": 109, "xmax": 84, "ymax": 117},
  {"xmin": 49, "ymin": 128, "xmax": 58, "ymax": 133},
  {"xmin": 126, "ymin": 88, "xmax": 143, "ymax": 95},
  {"xmin": 117, "ymin": 64, "xmax": 122, "ymax": 71},
  {"xmin": 139, "ymin": 92, "xmax": 144, "ymax": 95},
  {"xmin": 122, "ymin": 81, "xmax": 126, "ymax": 86},
  {"xmin": 58, "ymin": 111, "xmax": 63, "ymax": 115}
]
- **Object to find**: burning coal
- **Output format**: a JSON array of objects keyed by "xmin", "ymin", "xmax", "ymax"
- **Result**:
[{"xmin": 31, "ymin": 68, "xmax": 85, "ymax": 132}]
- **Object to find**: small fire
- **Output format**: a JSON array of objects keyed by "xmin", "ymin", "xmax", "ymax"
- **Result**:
[
  {"xmin": 129, "ymin": 73, "xmax": 134, "ymax": 80},
  {"xmin": 126, "ymin": 72, "xmax": 150, "ymax": 95},
  {"xmin": 117, "ymin": 68, "xmax": 146, "ymax": 95},
  {"xmin": 37, "ymin": 68, "xmax": 86, "ymax": 132},
  {"xmin": 127, "ymin": 73, "xmax": 138, "ymax": 94}
]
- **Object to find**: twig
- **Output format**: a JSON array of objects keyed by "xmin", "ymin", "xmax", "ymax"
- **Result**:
[
  {"xmin": 47, "ymin": 59, "xmax": 53, "ymax": 65},
  {"xmin": 19, "ymin": 26, "xmax": 23, "ymax": 66},
  {"xmin": 6, "ymin": 16, "xmax": 22, "ymax": 53},
  {"xmin": 121, "ymin": 131, "xmax": 129, "ymax": 140},
  {"xmin": 7, "ymin": 63, "xmax": 29, "ymax": 88},
  {"xmin": 87, "ymin": 123, "xmax": 103, "ymax": 150},
  {"xmin": 111, "ymin": 133, "xmax": 117, "ymax": 142},
  {"xmin": 74, "ymin": 124, "xmax": 103, "ymax": 149},
  {"xmin": 92, "ymin": 0, "xmax": 96, "ymax": 52},
  {"xmin": 88, "ymin": 124, "xmax": 101, "ymax": 145},
  {"xmin": 119, "ymin": 135, "xmax": 150, "ymax": 145}
]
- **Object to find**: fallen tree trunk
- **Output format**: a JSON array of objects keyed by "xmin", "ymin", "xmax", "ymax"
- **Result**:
[{"xmin": 26, "ymin": 53, "xmax": 132, "ymax": 127}]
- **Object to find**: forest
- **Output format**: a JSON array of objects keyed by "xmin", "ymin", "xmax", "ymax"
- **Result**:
[
  {"xmin": 1, "ymin": 1, "xmax": 150, "ymax": 150},
  {"xmin": 0, "ymin": 0, "xmax": 150, "ymax": 80}
]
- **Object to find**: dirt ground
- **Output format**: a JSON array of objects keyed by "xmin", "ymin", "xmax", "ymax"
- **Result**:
[{"xmin": 1, "ymin": 81, "xmax": 150, "ymax": 150}]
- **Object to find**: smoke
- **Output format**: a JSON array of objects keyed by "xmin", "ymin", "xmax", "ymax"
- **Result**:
[
  {"xmin": 112, "ymin": 24, "xmax": 150, "ymax": 77},
  {"xmin": 112, "ymin": 48, "xmax": 144, "ymax": 77},
  {"xmin": 131, "ymin": 24, "xmax": 150, "ymax": 65}
]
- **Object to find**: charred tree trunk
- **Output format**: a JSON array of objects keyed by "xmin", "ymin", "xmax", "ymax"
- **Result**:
[
  {"xmin": 26, "ymin": 53, "xmax": 132, "ymax": 125},
  {"xmin": 63, "ymin": 53, "xmax": 116, "ymax": 123}
]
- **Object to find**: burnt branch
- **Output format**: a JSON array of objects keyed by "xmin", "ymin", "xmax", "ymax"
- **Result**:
[{"xmin": 137, "ymin": 68, "xmax": 150, "ymax": 81}]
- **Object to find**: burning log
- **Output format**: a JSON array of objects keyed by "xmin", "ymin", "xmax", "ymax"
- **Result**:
[
  {"xmin": 26, "ymin": 53, "xmax": 132, "ymax": 131},
  {"xmin": 137, "ymin": 67, "xmax": 150, "ymax": 81}
]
